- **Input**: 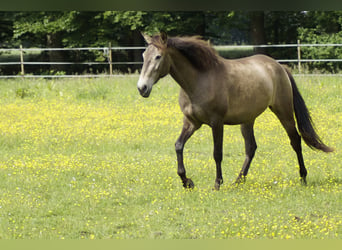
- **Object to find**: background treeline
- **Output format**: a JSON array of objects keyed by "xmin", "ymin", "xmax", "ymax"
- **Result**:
[{"xmin": 0, "ymin": 11, "xmax": 342, "ymax": 74}]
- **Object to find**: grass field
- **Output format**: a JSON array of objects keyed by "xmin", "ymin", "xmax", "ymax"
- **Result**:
[{"xmin": 0, "ymin": 75, "xmax": 341, "ymax": 239}]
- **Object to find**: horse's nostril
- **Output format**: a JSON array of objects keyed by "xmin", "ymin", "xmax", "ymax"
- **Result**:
[
  {"xmin": 138, "ymin": 84, "xmax": 151, "ymax": 97},
  {"xmin": 138, "ymin": 85, "xmax": 147, "ymax": 94}
]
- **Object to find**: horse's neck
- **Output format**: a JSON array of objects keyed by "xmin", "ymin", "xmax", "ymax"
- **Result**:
[{"xmin": 168, "ymin": 49, "xmax": 199, "ymax": 94}]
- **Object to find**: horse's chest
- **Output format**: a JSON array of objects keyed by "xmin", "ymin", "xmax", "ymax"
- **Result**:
[
  {"xmin": 181, "ymin": 102, "xmax": 222, "ymax": 126},
  {"xmin": 179, "ymin": 89, "xmax": 226, "ymax": 125}
]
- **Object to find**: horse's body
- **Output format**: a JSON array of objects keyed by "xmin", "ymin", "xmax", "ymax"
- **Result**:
[
  {"xmin": 179, "ymin": 54, "xmax": 281, "ymax": 126},
  {"xmin": 137, "ymin": 32, "xmax": 333, "ymax": 190}
]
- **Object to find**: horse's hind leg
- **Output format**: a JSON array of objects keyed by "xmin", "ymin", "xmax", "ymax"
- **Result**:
[
  {"xmin": 235, "ymin": 122, "xmax": 257, "ymax": 184},
  {"xmin": 271, "ymin": 108, "xmax": 307, "ymax": 184}
]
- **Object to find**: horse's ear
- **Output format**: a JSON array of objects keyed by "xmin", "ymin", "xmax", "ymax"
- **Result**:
[
  {"xmin": 141, "ymin": 32, "xmax": 152, "ymax": 44},
  {"xmin": 160, "ymin": 31, "xmax": 168, "ymax": 45}
]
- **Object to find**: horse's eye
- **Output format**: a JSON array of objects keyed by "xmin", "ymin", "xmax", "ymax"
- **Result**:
[{"xmin": 155, "ymin": 55, "xmax": 161, "ymax": 60}]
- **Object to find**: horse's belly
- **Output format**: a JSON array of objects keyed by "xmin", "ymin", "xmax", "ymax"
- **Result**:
[
  {"xmin": 223, "ymin": 101, "xmax": 269, "ymax": 125},
  {"xmin": 224, "ymin": 80, "xmax": 273, "ymax": 124}
]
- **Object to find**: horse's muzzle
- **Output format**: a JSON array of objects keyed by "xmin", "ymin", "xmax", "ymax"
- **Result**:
[{"xmin": 138, "ymin": 85, "xmax": 151, "ymax": 98}]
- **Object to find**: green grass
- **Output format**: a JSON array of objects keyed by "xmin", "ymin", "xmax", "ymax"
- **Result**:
[
  {"xmin": 0, "ymin": 75, "xmax": 341, "ymax": 239},
  {"xmin": 215, "ymin": 45, "xmax": 254, "ymax": 59}
]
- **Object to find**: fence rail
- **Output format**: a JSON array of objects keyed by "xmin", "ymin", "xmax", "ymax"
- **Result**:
[{"xmin": 1, "ymin": 42, "xmax": 342, "ymax": 78}]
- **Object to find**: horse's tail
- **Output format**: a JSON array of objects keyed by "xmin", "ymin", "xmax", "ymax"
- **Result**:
[{"xmin": 284, "ymin": 68, "xmax": 333, "ymax": 153}]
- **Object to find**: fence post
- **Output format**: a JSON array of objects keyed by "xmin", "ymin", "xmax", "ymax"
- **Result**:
[
  {"xmin": 297, "ymin": 39, "xmax": 301, "ymax": 73},
  {"xmin": 19, "ymin": 44, "xmax": 25, "ymax": 76},
  {"xmin": 108, "ymin": 42, "xmax": 113, "ymax": 75}
]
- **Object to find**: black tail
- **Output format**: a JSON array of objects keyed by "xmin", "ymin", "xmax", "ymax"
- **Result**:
[{"xmin": 285, "ymin": 68, "xmax": 333, "ymax": 153}]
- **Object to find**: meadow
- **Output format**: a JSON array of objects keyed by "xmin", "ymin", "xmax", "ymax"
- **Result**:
[{"xmin": 0, "ymin": 75, "xmax": 341, "ymax": 239}]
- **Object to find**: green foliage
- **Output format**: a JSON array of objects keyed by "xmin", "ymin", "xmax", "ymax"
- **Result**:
[
  {"xmin": 103, "ymin": 11, "xmax": 146, "ymax": 31},
  {"xmin": 1, "ymin": 11, "xmax": 342, "ymax": 73},
  {"xmin": 297, "ymin": 11, "xmax": 342, "ymax": 73},
  {"xmin": 143, "ymin": 12, "xmax": 209, "ymax": 37},
  {"xmin": 298, "ymin": 29, "xmax": 342, "ymax": 72},
  {"xmin": 13, "ymin": 12, "xmax": 77, "ymax": 38},
  {"xmin": 0, "ymin": 12, "xmax": 14, "ymax": 47}
]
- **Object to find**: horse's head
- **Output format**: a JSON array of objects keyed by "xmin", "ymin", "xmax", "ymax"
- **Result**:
[{"xmin": 137, "ymin": 32, "xmax": 171, "ymax": 98}]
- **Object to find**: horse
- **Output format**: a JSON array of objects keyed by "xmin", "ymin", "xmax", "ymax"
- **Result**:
[{"xmin": 137, "ymin": 32, "xmax": 333, "ymax": 190}]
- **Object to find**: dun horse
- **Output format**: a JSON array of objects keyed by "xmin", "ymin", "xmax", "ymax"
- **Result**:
[{"xmin": 137, "ymin": 32, "xmax": 333, "ymax": 190}]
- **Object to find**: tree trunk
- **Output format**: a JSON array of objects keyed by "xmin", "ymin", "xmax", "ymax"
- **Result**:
[
  {"xmin": 47, "ymin": 32, "xmax": 65, "ymax": 73},
  {"xmin": 128, "ymin": 30, "xmax": 145, "ymax": 73},
  {"xmin": 249, "ymin": 11, "xmax": 266, "ymax": 54},
  {"xmin": 195, "ymin": 12, "xmax": 206, "ymax": 37}
]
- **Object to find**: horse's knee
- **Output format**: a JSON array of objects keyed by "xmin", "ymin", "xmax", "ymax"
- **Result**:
[{"xmin": 175, "ymin": 141, "xmax": 183, "ymax": 154}]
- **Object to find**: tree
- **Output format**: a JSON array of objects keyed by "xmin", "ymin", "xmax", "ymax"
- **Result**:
[
  {"xmin": 2, "ymin": 11, "xmax": 341, "ymax": 74},
  {"xmin": 249, "ymin": 11, "xmax": 266, "ymax": 54},
  {"xmin": 298, "ymin": 11, "xmax": 342, "ymax": 72},
  {"xmin": 12, "ymin": 11, "xmax": 79, "ymax": 72},
  {"xmin": 0, "ymin": 12, "xmax": 15, "ymax": 48},
  {"xmin": 263, "ymin": 11, "xmax": 306, "ymax": 59}
]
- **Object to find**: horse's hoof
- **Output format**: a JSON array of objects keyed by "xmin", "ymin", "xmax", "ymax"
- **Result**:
[
  {"xmin": 214, "ymin": 183, "xmax": 220, "ymax": 191},
  {"xmin": 183, "ymin": 178, "xmax": 194, "ymax": 189},
  {"xmin": 301, "ymin": 177, "xmax": 307, "ymax": 185},
  {"xmin": 234, "ymin": 175, "xmax": 246, "ymax": 185},
  {"xmin": 214, "ymin": 179, "xmax": 223, "ymax": 190}
]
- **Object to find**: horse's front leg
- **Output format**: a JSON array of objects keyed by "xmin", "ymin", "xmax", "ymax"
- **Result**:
[
  {"xmin": 212, "ymin": 123, "xmax": 224, "ymax": 190},
  {"xmin": 175, "ymin": 118, "xmax": 199, "ymax": 189}
]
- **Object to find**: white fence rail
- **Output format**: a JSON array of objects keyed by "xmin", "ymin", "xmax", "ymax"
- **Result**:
[
  {"xmin": 217, "ymin": 42, "xmax": 342, "ymax": 73},
  {"xmin": 1, "ymin": 42, "xmax": 342, "ymax": 78},
  {"xmin": 0, "ymin": 44, "xmax": 146, "ymax": 78}
]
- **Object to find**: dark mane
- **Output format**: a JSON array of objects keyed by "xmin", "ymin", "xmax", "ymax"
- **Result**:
[{"xmin": 151, "ymin": 35, "xmax": 220, "ymax": 71}]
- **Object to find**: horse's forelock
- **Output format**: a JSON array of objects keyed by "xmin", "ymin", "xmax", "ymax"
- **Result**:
[{"xmin": 149, "ymin": 35, "xmax": 167, "ymax": 49}]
